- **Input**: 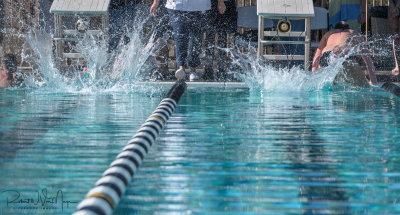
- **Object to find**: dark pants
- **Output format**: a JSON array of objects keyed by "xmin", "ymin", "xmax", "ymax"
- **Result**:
[
  {"xmin": 109, "ymin": 3, "xmax": 135, "ymax": 52},
  {"xmin": 154, "ymin": 0, "xmax": 170, "ymax": 39},
  {"xmin": 204, "ymin": 0, "xmax": 237, "ymax": 71},
  {"xmin": 167, "ymin": 9, "xmax": 207, "ymax": 68},
  {"xmin": 205, "ymin": 30, "xmax": 228, "ymax": 70},
  {"xmin": 154, "ymin": 2, "xmax": 171, "ymax": 75}
]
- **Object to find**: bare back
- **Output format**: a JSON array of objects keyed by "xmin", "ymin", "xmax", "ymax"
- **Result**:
[
  {"xmin": 321, "ymin": 29, "xmax": 357, "ymax": 53},
  {"xmin": 311, "ymin": 27, "xmax": 377, "ymax": 85}
]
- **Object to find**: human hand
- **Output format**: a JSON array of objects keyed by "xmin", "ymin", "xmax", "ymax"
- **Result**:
[
  {"xmin": 392, "ymin": 67, "xmax": 399, "ymax": 76},
  {"xmin": 150, "ymin": 2, "xmax": 159, "ymax": 16},
  {"xmin": 218, "ymin": 1, "xmax": 226, "ymax": 14},
  {"xmin": 311, "ymin": 67, "xmax": 318, "ymax": 72}
]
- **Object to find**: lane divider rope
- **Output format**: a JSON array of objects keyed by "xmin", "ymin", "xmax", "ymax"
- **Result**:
[{"xmin": 73, "ymin": 80, "xmax": 187, "ymax": 215}]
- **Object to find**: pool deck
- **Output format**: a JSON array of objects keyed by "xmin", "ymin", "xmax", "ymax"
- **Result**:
[
  {"xmin": 375, "ymin": 70, "xmax": 400, "ymax": 82},
  {"xmin": 138, "ymin": 70, "xmax": 400, "ymax": 89},
  {"xmin": 138, "ymin": 81, "xmax": 249, "ymax": 89},
  {"xmin": 17, "ymin": 67, "xmax": 400, "ymax": 88}
]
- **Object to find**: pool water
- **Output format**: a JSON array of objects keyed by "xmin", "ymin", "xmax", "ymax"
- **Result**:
[{"xmin": 1, "ymin": 87, "xmax": 400, "ymax": 214}]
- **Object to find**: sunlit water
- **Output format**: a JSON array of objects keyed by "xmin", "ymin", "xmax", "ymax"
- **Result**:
[
  {"xmin": 1, "ymin": 12, "xmax": 400, "ymax": 215},
  {"xmin": 1, "ymin": 89, "xmax": 400, "ymax": 214}
]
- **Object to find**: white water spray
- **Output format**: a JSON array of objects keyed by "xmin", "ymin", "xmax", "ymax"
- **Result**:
[
  {"xmin": 15, "ymin": 14, "xmax": 396, "ymax": 94},
  {"xmin": 228, "ymin": 35, "xmax": 391, "ymax": 92},
  {"xmin": 19, "ymin": 14, "xmax": 160, "ymax": 93}
]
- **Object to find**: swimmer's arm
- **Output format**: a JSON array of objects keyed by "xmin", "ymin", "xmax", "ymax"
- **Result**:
[
  {"xmin": 311, "ymin": 48, "xmax": 322, "ymax": 72},
  {"xmin": 355, "ymin": 33, "xmax": 378, "ymax": 85},
  {"xmin": 361, "ymin": 55, "xmax": 377, "ymax": 85},
  {"xmin": 311, "ymin": 32, "xmax": 329, "ymax": 72}
]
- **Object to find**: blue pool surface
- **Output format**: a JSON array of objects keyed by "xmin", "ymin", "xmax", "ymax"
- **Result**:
[{"xmin": 1, "ymin": 87, "xmax": 400, "ymax": 214}]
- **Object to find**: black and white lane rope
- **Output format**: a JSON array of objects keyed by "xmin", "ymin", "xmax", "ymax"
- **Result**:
[{"xmin": 73, "ymin": 80, "xmax": 187, "ymax": 215}]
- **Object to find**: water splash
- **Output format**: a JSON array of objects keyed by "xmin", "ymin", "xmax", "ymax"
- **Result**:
[
  {"xmin": 228, "ymin": 35, "xmax": 393, "ymax": 92},
  {"xmin": 18, "ymin": 13, "xmax": 161, "ymax": 94},
  {"xmin": 227, "ymin": 47, "xmax": 332, "ymax": 92},
  {"xmin": 14, "ymin": 12, "xmax": 397, "ymax": 94},
  {"xmin": 21, "ymin": 28, "xmax": 70, "ymax": 90}
]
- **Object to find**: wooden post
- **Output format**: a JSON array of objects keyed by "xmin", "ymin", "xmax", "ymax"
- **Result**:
[
  {"xmin": 54, "ymin": 14, "xmax": 63, "ymax": 70},
  {"xmin": 27, "ymin": 0, "xmax": 31, "ymax": 25},
  {"xmin": 8, "ymin": 0, "xmax": 15, "ymax": 54},
  {"xmin": 0, "ymin": 0, "xmax": 4, "ymax": 46},
  {"xmin": 365, "ymin": 0, "xmax": 368, "ymax": 41},
  {"xmin": 102, "ymin": 13, "xmax": 109, "ymax": 50},
  {"xmin": 305, "ymin": 17, "xmax": 311, "ymax": 70},
  {"xmin": 19, "ymin": 0, "xmax": 23, "ymax": 34},
  {"xmin": 258, "ymin": 16, "xmax": 264, "ymax": 57},
  {"xmin": 35, "ymin": 0, "xmax": 39, "ymax": 28},
  {"xmin": 3, "ymin": 0, "xmax": 8, "ymax": 53}
]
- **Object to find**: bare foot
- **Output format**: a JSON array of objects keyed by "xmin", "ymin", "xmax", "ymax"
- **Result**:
[{"xmin": 392, "ymin": 67, "xmax": 399, "ymax": 76}]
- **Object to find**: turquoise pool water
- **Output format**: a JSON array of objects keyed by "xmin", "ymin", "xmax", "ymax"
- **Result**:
[{"xmin": 1, "ymin": 87, "xmax": 400, "ymax": 214}]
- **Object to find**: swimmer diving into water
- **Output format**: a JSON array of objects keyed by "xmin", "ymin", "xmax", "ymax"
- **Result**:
[{"xmin": 312, "ymin": 21, "xmax": 377, "ymax": 87}]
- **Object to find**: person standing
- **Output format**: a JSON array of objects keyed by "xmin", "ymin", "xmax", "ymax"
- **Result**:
[
  {"xmin": 203, "ymin": 0, "xmax": 237, "ymax": 81},
  {"xmin": 150, "ymin": 0, "xmax": 226, "ymax": 81},
  {"xmin": 151, "ymin": 0, "xmax": 173, "ymax": 79},
  {"xmin": 109, "ymin": 0, "xmax": 135, "ymax": 52}
]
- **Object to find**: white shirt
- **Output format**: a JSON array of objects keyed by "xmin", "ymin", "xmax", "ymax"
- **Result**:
[{"xmin": 165, "ymin": 0, "xmax": 211, "ymax": 12}]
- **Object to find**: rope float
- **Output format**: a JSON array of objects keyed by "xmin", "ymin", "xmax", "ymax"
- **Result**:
[
  {"xmin": 73, "ymin": 80, "xmax": 187, "ymax": 215},
  {"xmin": 382, "ymin": 82, "xmax": 400, "ymax": 98}
]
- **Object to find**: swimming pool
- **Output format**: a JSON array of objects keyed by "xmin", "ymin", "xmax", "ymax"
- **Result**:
[{"xmin": 1, "ymin": 86, "xmax": 400, "ymax": 214}]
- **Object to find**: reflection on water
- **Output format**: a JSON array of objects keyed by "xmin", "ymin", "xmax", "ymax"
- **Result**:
[
  {"xmin": 112, "ymin": 90, "xmax": 400, "ymax": 214},
  {"xmin": 0, "ymin": 92, "xmax": 80, "ymax": 163},
  {"xmin": 0, "ymin": 89, "xmax": 399, "ymax": 214},
  {"xmin": 274, "ymin": 105, "xmax": 349, "ymax": 214},
  {"xmin": 0, "ymin": 90, "xmax": 164, "ymax": 214}
]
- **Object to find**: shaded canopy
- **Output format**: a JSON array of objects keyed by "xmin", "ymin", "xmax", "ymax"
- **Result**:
[
  {"xmin": 50, "ymin": 0, "xmax": 111, "ymax": 15},
  {"xmin": 257, "ymin": 0, "xmax": 315, "ymax": 18}
]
